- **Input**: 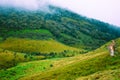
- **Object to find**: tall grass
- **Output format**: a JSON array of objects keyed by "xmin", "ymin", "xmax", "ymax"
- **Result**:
[
  {"xmin": 19, "ymin": 38, "xmax": 120, "ymax": 80},
  {"xmin": 0, "ymin": 38, "xmax": 120, "ymax": 80},
  {"xmin": 0, "ymin": 37, "xmax": 80, "ymax": 54},
  {"xmin": 0, "ymin": 48, "xmax": 45, "ymax": 70},
  {"xmin": 0, "ymin": 60, "xmax": 53, "ymax": 80}
]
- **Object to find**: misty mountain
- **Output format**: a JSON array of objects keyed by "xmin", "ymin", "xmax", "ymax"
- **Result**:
[{"xmin": 0, "ymin": 5, "xmax": 120, "ymax": 50}]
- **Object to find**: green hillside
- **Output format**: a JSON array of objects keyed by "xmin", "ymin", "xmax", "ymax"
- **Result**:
[
  {"xmin": 0, "ymin": 37, "xmax": 83, "ymax": 69},
  {"xmin": 19, "ymin": 38, "xmax": 120, "ymax": 80},
  {"xmin": 0, "ymin": 38, "xmax": 82, "ymax": 59},
  {"xmin": 0, "ymin": 6, "xmax": 120, "ymax": 50},
  {"xmin": 77, "ymin": 69, "xmax": 120, "ymax": 80},
  {"xmin": 0, "ymin": 48, "xmax": 46, "ymax": 70},
  {"xmin": 0, "ymin": 4, "xmax": 120, "ymax": 80},
  {"xmin": 0, "ymin": 37, "xmax": 80, "ymax": 54},
  {"xmin": 0, "ymin": 38, "xmax": 120, "ymax": 80}
]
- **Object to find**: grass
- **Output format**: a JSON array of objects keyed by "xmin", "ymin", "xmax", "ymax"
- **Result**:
[
  {"xmin": 18, "ymin": 38, "xmax": 120, "ymax": 80},
  {"xmin": 0, "ymin": 37, "xmax": 83, "ymax": 69},
  {"xmin": 8, "ymin": 29, "xmax": 52, "ymax": 36},
  {"xmin": 0, "ymin": 38, "xmax": 120, "ymax": 80},
  {"xmin": 77, "ymin": 69, "xmax": 120, "ymax": 80},
  {"xmin": 0, "ymin": 48, "xmax": 45, "ymax": 70},
  {"xmin": 0, "ymin": 37, "xmax": 80, "ymax": 54},
  {"xmin": 0, "ymin": 49, "xmax": 25, "ymax": 69},
  {"xmin": 0, "ymin": 49, "xmax": 106, "ymax": 80},
  {"xmin": 0, "ymin": 37, "xmax": 3, "ymax": 41},
  {"xmin": 0, "ymin": 60, "xmax": 53, "ymax": 80},
  {"xmin": 2, "ymin": 29, "xmax": 55, "ymax": 41},
  {"xmin": 23, "ymin": 54, "xmax": 120, "ymax": 80}
]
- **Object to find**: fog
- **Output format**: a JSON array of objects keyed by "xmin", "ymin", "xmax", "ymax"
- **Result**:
[
  {"xmin": 0, "ymin": 0, "xmax": 120, "ymax": 26},
  {"xmin": 0, "ymin": 0, "xmax": 51, "ymax": 11},
  {"xmin": 51, "ymin": 0, "xmax": 120, "ymax": 26}
]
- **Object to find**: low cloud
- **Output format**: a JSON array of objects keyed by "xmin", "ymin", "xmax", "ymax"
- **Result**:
[{"xmin": 0, "ymin": 0, "xmax": 51, "ymax": 11}]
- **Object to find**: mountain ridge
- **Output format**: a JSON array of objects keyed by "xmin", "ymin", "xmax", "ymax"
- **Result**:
[
  {"xmin": 0, "ymin": 5, "xmax": 120, "ymax": 50},
  {"xmin": 0, "ymin": 5, "xmax": 120, "ymax": 80}
]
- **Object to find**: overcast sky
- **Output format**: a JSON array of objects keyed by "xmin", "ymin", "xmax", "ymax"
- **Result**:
[
  {"xmin": 51, "ymin": 0, "xmax": 120, "ymax": 26},
  {"xmin": 0, "ymin": 0, "xmax": 120, "ymax": 26}
]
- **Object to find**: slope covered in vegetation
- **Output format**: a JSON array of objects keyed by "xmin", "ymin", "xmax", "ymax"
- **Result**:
[
  {"xmin": 20, "ymin": 38, "xmax": 120, "ymax": 80},
  {"xmin": 77, "ymin": 69, "xmax": 120, "ymax": 80},
  {"xmin": 0, "ymin": 37, "xmax": 83, "ymax": 69},
  {"xmin": 0, "ymin": 37, "xmax": 80, "ymax": 54},
  {"xmin": 0, "ymin": 6, "xmax": 120, "ymax": 50},
  {"xmin": 0, "ymin": 48, "xmax": 46, "ymax": 70},
  {"xmin": 0, "ymin": 4, "xmax": 120, "ymax": 80},
  {"xmin": 0, "ymin": 38, "xmax": 120, "ymax": 80}
]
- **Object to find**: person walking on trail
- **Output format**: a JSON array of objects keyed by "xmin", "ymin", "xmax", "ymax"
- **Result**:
[{"xmin": 108, "ymin": 40, "xmax": 115, "ymax": 56}]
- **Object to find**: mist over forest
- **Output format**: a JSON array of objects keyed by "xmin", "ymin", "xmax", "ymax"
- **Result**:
[{"xmin": 0, "ymin": 0, "xmax": 120, "ymax": 80}]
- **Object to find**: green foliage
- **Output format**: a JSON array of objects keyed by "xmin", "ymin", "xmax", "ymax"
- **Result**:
[
  {"xmin": 5, "ymin": 29, "xmax": 54, "ymax": 40},
  {"xmin": 0, "ymin": 37, "xmax": 85, "ymax": 70},
  {"xmin": 77, "ymin": 69, "xmax": 120, "ymax": 80},
  {"xmin": 0, "ymin": 37, "xmax": 80, "ymax": 53},
  {"xmin": 0, "ymin": 37, "xmax": 3, "ymax": 40},
  {"xmin": 0, "ymin": 38, "xmax": 120, "ymax": 80},
  {"xmin": 0, "ymin": 49, "xmax": 25, "ymax": 69},
  {"xmin": 44, "ymin": 57, "xmax": 119, "ymax": 80},
  {"xmin": 0, "ymin": 6, "xmax": 120, "ymax": 50},
  {"xmin": 16, "ymin": 38, "xmax": 120, "ymax": 80},
  {"xmin": 114, "ymin": 38, "xmax": 120, "ymax": 53},
  {"xmin": 0, "ymin": 48, "xmax": 45, "ymax": 70},
  {"xmin": 0, "ymin": 37, "xmax": 84, "ymax": 61},
  {"xmin": 0, "ymin": 60, "xmax": 53, "ymax": 80},
  {"xmin": 0, "ymin": 5, "xmax": 120, "ymax": 80}
]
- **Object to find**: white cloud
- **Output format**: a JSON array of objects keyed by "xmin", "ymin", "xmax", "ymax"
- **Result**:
[
  {"xmin": 0, "ymin": 0, "xmax": 120, "ymax": 26},
  {"xmin": 51, "ymin": 0, "xmax": 120, "ymax": 26},
  {"xmin": 0, "ymin": 0, "xmax": 50, "ymax": 10}
]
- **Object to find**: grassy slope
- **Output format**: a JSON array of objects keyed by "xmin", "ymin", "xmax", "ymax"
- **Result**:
[
  {"xmin": 77, "ymin": 69, "xmax": 120, "ymax": 80},
  {"xmin": 77, "ymin": 38, "xmax": 120, "ymax": 80},
  {"xmin": 8, "ymin": 29, "xmax": 52, "ymax": 35},
  {"xmin": 0, "ymin": 59, "xmax": 54, "ymax": 80},
  {"xmin": 0, "ymin": 48, "xmax": 45, "ymax": 70},
  {"xmin": 0, "ymin": 38, "xmax": 120, "ymax": 80},
  {"xmin": 0, "ymin": 38, "xmax": 82, "ymax": 70},
  {"xmin": 0, "ymin": 48, "xmax": 25, "ymax": 69},
  {"xmin": 0, "ymin": 37, "xmax": 81, "ymax": 54},
  {"xmin": 6, "ymin": 29, "xmax": 54, "ymax": 40},
  {"xmin": 0, "ymin": 50, "xmax": 106, "ymax": 80},
  {"xmin": 1, "ymin": 7, "xmax": 120, "ymax": 51},
  {"xmin": 19, "ymin": 38, "xmax": 120, "ymax": 80}
]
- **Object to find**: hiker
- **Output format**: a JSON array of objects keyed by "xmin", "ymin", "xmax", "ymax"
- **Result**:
[{"xmin": 108, "ymin": 40, "xmax": 115, "ymax": 56}]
